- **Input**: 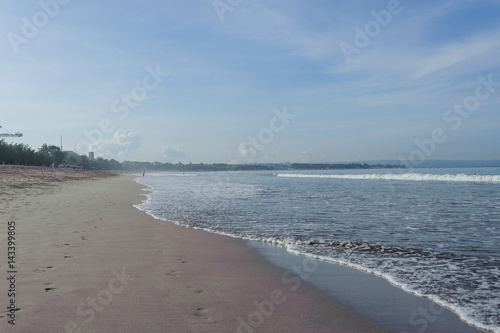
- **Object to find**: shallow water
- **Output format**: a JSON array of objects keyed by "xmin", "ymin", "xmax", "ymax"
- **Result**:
[{"xmin": 136, "ymin": 167, "xmax": 500, "ymax": 333}]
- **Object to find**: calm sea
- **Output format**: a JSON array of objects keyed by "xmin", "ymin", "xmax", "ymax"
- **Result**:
[{"xmin": 135, "ymin": 167, "xmax": 500, "ymax": 333}]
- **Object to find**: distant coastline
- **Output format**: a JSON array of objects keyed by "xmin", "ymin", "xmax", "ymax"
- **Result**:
[
  {"xmin": 3, "ymin": 138, "xmax": 499, "ymax": 171},
  {"xmin": 121, "ymin": 161, "xmax": 405, "ymax": 172},
  {"xmin": 361, "ymin": 160, "xmax": 500, "ymax": 169}
]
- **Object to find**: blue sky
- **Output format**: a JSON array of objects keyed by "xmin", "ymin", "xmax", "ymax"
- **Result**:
[{"xmin": 1, "ymin": 0, "xmax": 499, "ymax": 163}]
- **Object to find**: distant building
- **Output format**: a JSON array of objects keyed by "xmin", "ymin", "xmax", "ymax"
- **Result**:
[{"xmin": 89, "ymin": 152, "xmax": 95, "ymax": 160}]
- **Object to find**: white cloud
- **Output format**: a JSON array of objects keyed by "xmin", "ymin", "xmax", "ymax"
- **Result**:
[
  {"xmin": 93, "ymin": 130, "xmax": 141, "ymax": 160},
  {"xmin": 162, "ymin": 146, "xmax": 185, "ymax": 162},
  {"xmin": 237, "ymin": 141, "xmax": 256, "ymax": 162}
]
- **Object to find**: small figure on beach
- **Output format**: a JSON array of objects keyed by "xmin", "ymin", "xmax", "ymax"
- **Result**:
[{"xmin": 143, "ymin": 170, "xmax": 145, "ymax": 177}]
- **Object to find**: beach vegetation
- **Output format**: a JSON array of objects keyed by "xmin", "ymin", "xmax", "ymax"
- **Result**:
[{"xmin": 0, "ymin": 139, "xmax": 405, "ymax": 171}]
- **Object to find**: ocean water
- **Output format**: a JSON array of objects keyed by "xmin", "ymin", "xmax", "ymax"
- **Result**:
[{"xmin": 135, "ymin": 168, "xmax": 500, "ymax": 333}]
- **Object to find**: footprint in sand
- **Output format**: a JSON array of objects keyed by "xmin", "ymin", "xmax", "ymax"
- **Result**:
[
  {"xmin": 81, "ymin": 236, "xmax": 88, "ymax": 240},
  {"xmin": 0, "ymin": 308, "xmax": 21, "ymax": 320},
  {"xmin": 54, "ymin": 243, "xmax": 70, "ymax": 248},
  {"xmin": 187, "ymin": 287, "xmax": 206, "ymax": 295},
  {"xmin": 84, "ymin": 221, "xmax": 99, "ymax": 228},
  {"xmin": 44, "ymin": 287, "xmax": 60, "ymax": 293},
  {"xmin": 166, "ymin": 270, "xmax": 180, "ymax": 277},
  {"xmin": 34, "ymin": 266, "xmax": 54, "ymax": 274},
  {"xmin": 177, "ymin": 259, "xmax": 189, "ymax": 264},
  {"xmin": 194, "ymin": 308, "xmax": 211, "ymax": 320},
  {"xmin": 64, "ymin": 254, "xmax": 73, "ymax": 259}
]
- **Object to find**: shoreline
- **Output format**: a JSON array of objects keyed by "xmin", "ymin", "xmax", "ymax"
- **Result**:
[
  {"xmin": 1, "ymin": 171, "xmax": 385, "ymax": 332},
  {"xmin": 134, "ymin": 173, "xmax": 490, "ymax": 333},
  {"xmin": 247, "ymin": 241, "xmax": 487, "ymax": 333}
]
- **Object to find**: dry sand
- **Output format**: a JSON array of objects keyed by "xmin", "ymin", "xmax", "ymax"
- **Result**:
[
  {"xmin": 0, "ymin": 166, "xmax": 110, "ymax": 194},
  {"xmin": 0, "ymin": 168, "xmax": 385, "ymax": 332}
]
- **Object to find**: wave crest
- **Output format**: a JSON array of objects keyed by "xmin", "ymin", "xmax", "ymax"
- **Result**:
[{"xmin": 275, "ymin": 173, "xmax": 500, "ymax": 183}]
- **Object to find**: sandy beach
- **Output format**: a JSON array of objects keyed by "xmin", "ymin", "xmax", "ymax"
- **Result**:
[{"xmin": 0, "ymin": 167, "xmax": 384, "ymax": 332}]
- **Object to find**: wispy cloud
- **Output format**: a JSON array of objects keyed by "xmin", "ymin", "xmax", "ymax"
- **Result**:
[{"xmin": 414, "ymin": 31, "xmax": 500, "ymax": 79}]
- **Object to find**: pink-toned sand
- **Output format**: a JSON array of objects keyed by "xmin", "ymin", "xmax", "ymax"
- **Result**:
[
  {"xmin": 0, "ymin": 169, "xmax": 384, "ymax": 332},
  {"xmin": 0, "ymin": 166, "xmax": 111, "ymax": 194}
]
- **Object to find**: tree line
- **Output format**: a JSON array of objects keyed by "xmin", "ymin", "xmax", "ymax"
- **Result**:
[
  {"xmin": 1, "ymin": 140, "xmax": 405, "ymax": 171},
  {"xmin": 121, "ymin": 161, "xmax": 273, "ymax": 172},
  {"xmin": 121, "ymin": 161, "xmax": 405, "ymax": 171},
  {"xmin": 0, "ymin": 140, "xmax": 120, "ymax": 170},
  {"xmin": 0, "ymin": 140, "xmax": 65, "ymax": 167}
]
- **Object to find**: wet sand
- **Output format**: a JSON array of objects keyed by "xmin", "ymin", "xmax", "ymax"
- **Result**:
[{"xmin": 248, "ymin": 241, "xmax": 487, "ymax": 333}]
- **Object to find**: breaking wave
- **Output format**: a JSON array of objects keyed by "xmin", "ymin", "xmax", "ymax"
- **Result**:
[{"xmin": 275, "ymin": 173, "xmax": 500, "ymax": 183}]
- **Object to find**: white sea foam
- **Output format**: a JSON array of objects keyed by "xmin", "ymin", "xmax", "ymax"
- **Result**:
[
  {"xmin": 276, "ymin": 173, "xmax": 500, "ymax": 183},
  {"xmin": 284, "ymin": 243, "xmax": 499, "ymax": 333}
]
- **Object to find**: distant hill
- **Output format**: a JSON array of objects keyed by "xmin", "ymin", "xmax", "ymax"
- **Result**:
[{"xmin": 361, "ymin": 160, "xmax": 500, "ymax": 168}]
